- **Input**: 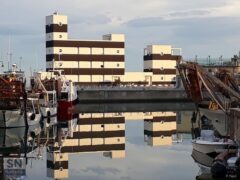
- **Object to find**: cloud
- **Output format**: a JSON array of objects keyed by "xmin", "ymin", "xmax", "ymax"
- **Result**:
[
  {"xmin": 69, "ymin": 15, "xmax": 112, "ymax": 25},
  {"xmin": 0, "ymin": 23, "xmax": 40, "ymax": 36},
  {"xmin": 125, "ymin": 17, "xmax": 165, "ymax": 28},
  {"xmin": 82, "ymin": 166, "xmax": 121, "ymax": 175},
  {"xmin": 168, "ymin": 9, "xmax": 211, "ymax": 18},
  {"xmin": 0, "ymin": 0, "xmax": 239, "ymax": 72}
]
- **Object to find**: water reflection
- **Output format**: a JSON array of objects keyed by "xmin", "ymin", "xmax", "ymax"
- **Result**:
[
  {"xmin": 144, "ymin": 112, "xmax": 177, "ymax": 146},
  {"xmin": 0, "ymin": 110, "xmax": 199, "ymax": 180},
  {"xmin": 0, "ymin": 126, "xmax": 41, "ymax": 179},
  {"xmin": 47, "ymin": 114, "xmax": 126, "ymax": 179}
]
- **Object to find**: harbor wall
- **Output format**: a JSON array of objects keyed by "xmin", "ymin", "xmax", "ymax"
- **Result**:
[{"xmin": 77, "ymin": 87, "xmax": 191, "ymax": 103}]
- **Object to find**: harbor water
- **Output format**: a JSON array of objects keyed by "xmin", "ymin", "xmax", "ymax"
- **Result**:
[{"xmin": 0, "ymin": 102, "xmax": 205, "ymax": 180}]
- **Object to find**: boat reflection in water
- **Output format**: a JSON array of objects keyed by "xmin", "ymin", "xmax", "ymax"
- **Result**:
[{"xmin": 0, "ymin": 126, "xmax": 42, "ymax": 179}]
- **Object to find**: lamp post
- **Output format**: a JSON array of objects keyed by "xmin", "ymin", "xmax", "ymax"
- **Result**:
[
  {"xmin": 219, "ymin": 55, "xmax": 223, "ymax": 66},
  {"xmin": 195, "ymin": 55, "xmax": 198, "ymax": 63},
  {"xmin": 0, "ymin": 61, "xmax": 4, "ymax": 72}
]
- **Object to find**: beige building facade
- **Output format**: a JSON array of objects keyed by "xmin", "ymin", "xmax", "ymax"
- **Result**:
[{"xmin": 45, "ymin": 12, "xmax": 182, "ymax": 86}]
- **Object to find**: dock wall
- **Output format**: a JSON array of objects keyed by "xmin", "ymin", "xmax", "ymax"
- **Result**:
[{"xmin": 77, "ymin": 87, "xmax": 191, "ymax": 103}]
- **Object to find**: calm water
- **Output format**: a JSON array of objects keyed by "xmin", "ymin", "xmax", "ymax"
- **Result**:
[{"xmin": 1, "ymin": 104, "xmax": 201, "ymax": 180}]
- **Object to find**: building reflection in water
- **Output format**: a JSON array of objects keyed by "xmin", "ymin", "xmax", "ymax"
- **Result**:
[
  {"xmin": 144, "ymin": 112, "xmax": 177, "ymax": 146},
  {"xmin": 47, "ymin": 113, "xmax": 126, "ymax": 179},
  {"xmin": 0, "ymin": 111, "xmax": 195, "ymax": 179}
]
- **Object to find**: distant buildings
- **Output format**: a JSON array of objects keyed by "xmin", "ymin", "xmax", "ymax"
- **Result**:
[{"xmin": 45, "ymin": 12, "xmax": 182, "ymax": 86}]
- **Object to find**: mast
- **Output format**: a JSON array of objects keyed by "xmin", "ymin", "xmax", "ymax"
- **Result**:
[{"xmin": 8, "ymin": 36, "xmax": 12, "ymax": 70}]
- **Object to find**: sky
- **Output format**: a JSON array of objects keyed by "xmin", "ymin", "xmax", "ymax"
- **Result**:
[{"xmin": 0, "ymin": 0, "xmax": 240, "ymax": 72}]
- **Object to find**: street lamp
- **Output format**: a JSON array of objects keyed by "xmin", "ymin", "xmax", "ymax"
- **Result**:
[
  {"xmin": 219, "ymin": 55, "xmax": 223, "ymax": 65},
  {"xmin": 195, "ymin": 55, "xmax": 198, "ymax": 63},
  {"xmin": 0, "ymin": 61, "xmax": 4, "ymax": 68},
  {"xmin": 0, "ymin": 61, "xmax": 4, "ymax": 73}
]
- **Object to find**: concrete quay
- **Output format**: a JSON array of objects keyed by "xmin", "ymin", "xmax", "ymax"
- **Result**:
[{"xmin": 77, "ymin": 86, "xmax": 191, "ymax": 103}]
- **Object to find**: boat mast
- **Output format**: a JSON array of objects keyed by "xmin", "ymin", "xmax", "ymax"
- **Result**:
[{"xmin": 8, "ymin": 36, "xmax": 12, "ymax": 70}]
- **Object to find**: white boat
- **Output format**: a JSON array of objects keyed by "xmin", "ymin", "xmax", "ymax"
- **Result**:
[
  {"xmin": 192, "ymin": 130, "xmax": 234, "ymax": 155},
  {"xmin": 55, "ymin": 71, "xmax": 78, "ymax": 122},
  {"xmin": 32, "ymin": 74, "xmax": 58, "ymax": 123},
  {"xmin": 192, "ymin": 149, "xmax": 213, "ymax": 171},
  {"xmin": 199, "ymin": 107, "xmax": 228, "ymax": 136},
  {"xmin": 33, "ymin": 70, "xmax": 78, "ymax": 123},
  {"xmin": 39, "ymin": 90, "xmax": 57, "ymax": 127}
]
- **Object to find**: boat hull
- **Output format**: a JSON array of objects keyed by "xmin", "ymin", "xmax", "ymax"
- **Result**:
[
  {"xmin": 192, "ymin": 140, "xmax": 232, "ymax": 154},
  {"xmin": 57, "ymin": 99, "xmax": 78, "ymax": 122}
]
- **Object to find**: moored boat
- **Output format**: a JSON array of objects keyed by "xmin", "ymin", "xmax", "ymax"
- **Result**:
[{"xmin": 192, "ymin": 130, "xmax": 234, "ymax": 155}]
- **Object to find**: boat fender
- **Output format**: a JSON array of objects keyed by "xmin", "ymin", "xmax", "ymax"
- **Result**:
[
  {"xmin": 47, "ymin": 111, "xmax": 51, "ymax": 124},
  {"xmin": 30, "ymin": 113, "xmax": 36, "ymax": 120},
  {"xmin": 211, "ymin": 159, "xmax": 227, "ymax": 178}
]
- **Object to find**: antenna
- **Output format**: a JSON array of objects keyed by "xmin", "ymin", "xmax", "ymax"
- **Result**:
[
  {"xmin": 35, "ymin": 52, "xmax": 39, "ymax": 71},
  {"xmin": 19, "ymin": 56, "xmax": 22, "ymax": 71},
  {"xmin": 8, "ymin": 36, "xmax": 12, "ymax": 70}
]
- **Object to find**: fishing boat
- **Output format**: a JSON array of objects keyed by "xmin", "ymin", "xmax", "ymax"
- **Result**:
[
  {"xmin": 0, "ymin": 64, "xmax": 42, "ymax": 128},
  {"xmin": 33, "ymin": 70, "xmax": 78, "ymax": 123},
  {"xmin": 31, "ymin": 72, "xmax": 57, "ymax": 122},
  {"xmin": 192, "ymin": 130, "xmax": 234, "ymax": 155},
  {"xmin": 198, "ymin": 107, "xmax": 228, "ymax": 136},
  {"xmin": 177, "ymin": 62, "xmax": 240, "ymax": 136},
  {"xmin": 57, "ymin": 79, "xmax": 78, "ymax": 122}
]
